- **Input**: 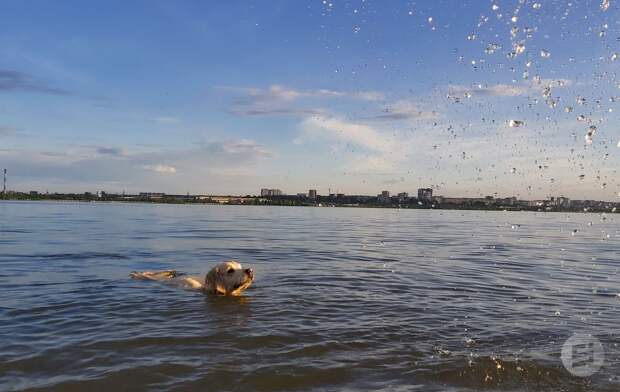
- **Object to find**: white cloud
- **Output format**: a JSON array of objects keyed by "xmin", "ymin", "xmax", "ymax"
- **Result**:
[
  {"xmin": 203, "ymin": 139, "xmax": 274, "ymax": 158},
  {"xmin": 225, "ymin": 84, "xmax": 385, "ymax": 117},
  {"xmin": 447, "ymin": 78, "xmax": 572, "ymax": 98},
  {"xmin": 300, "ymin": 115, "xmax": 395, "ymax": 153},
  {"xmin": 141, "ymin": 164, "xmax": 177, "ymax": 174},
  {"xmin": 372, "ymin": 100, "xmax": 439, "ymax": 121},
  {"xmin": 235, "ymin": 84, "xmax": 385, "ymax": 102}
]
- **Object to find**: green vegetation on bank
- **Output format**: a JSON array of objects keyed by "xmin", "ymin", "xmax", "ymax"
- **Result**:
[{"xmin": 1, "ymin": 191, "xmax": 618, "ymax": 213}]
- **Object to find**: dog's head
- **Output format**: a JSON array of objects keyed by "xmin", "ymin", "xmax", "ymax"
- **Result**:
[{"xmin": 205, "ymin": 261, "xmax": 254, "ymax": 295}]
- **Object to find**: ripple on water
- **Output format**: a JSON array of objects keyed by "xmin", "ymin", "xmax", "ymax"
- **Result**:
[{"xmin": 0, "ymin": 204, "xmax": 619, "ymax": 391}]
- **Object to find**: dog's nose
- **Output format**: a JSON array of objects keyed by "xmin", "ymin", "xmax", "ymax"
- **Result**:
[{"xmin": 245, "ymin": 268, "xmax": 254, "ymax": 278}]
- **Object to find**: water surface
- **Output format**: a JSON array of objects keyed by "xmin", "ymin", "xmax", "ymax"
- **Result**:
[{"xmin": 1, "ymin": 201, "xmax": 619, "ymax": 391}]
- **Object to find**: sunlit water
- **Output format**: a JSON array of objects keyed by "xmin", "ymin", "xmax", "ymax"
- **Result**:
[{"xmin": 1, "ymin": 201, "xmax": 619, "ymax": 391}]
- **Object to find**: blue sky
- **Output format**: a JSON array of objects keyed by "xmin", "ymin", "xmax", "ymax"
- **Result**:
[{"xmin": 0, "ymin": 0, "xmax": 618, "ymax": 200}]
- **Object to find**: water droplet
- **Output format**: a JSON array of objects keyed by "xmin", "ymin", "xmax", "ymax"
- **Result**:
[
  {"xmin": 510, "ymin": 26, "xmax": 519, "ymax": 37},
  {"xmin": 554, "ymin": 310, "xmax": 561, "ymax": 316},
  {"xmin": 564, "ymin": 106, "xmax": 573, "ymax": 113},
  {"xmin": 467, "ymin": 33, "xmax": 476, "ymax": 40},
  {"xmin": 510, "ymin": 167, "xmax": 517, "ymax": 174},
  {"xmin": 492, "ymin": 4, "xmax": 499, "ymax": 11},
  {"xmin": 428, "ymin": 16, "xmax": 433, "ymax": 24},
  {"xmin": 514, "ymin": 42, "xmax": 526, "ymax": 54},
  {"xmin": 577, "ymin": 114, "xmax": 586, "ymax": 121},
  {"xmin": 485, "ymin": 43, "xmax": 502, "ymax": 54},
  {"xmin": 612, "ymin": 52, "xmax": 618, "ymax": 61},
  {"xmin": 585, "ymin": 125, "xmax": 597, "ymax": 144},
  {"xmin": 511, "ymin": 15, "xmax": 518, "ymax": 23},
  {"xmin": 601, "ymin": 0, "xmax": 610, "ymax": 12},
  {"xmin": 509, "ymin": 120, "xmax": 524, "ymax": 127},
  {"xmin": 579, "ymin": 174, "xmax": 585, "ymax": 180},
  {"xmin": 532, "ymin": 3, "xmax": 542, "ymax": 9},
  {"xmin": 540, "ymin": 49, "xmax": 551, "ymax": 58},
  {"xmin": 572, "ymin": 229, "xmax": 578, "ymax": 236}
]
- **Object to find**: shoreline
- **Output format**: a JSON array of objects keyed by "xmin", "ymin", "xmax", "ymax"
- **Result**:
[{"xmin": 1, "ymin": 196, "xmax": 617, "ymax": 214}]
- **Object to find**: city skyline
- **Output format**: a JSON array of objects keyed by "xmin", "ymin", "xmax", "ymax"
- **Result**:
[
  {"xmin": 3, "ymin": 176, "xmax": 611, "ymax": 206},
  {"xmin": 1, "ymin": 1, "xmax": 619, "ymax": 201}
]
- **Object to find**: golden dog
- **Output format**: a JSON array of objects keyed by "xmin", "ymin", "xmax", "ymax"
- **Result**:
[{"xmin": 130, "ymin": 260, "xmax": 254, "ymax": 296}]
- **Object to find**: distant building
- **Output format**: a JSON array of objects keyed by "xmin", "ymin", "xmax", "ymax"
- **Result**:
[
  {"xmin": 397, "ymin": 192, "xmax": 409, "ymax": 202},
  {"xmin": 497, "ymin": 197, "xmax": 517, "ymax": 206},
  {"xmin": 139, "ymin": 192, "xmax": 165, "ymax": 199},
  {"xmin": 261, "ymin": 188, "xmax": 282, "ymax": 197},
  {"xmin": 377, "ymin": 190, "xmax": 390, "ymax": 204},
  {"xmin": 417, "ymin": 188, "xmax": 433, "ymax": 202},
  {"xmin": 308, "ymin": 189, "xmax": 317, "ymax": 200},
  {"xmin": 336, "ymin": 193, "xmax": 345, "ymax": 198},
  {"xmin": 556, "ymin": 196, "xmax": 570, "ymax": 208},
  {"xmin": 529, "ymin": 200, "xmax": 545, "ymax": 207},
  {"xmin": 296, "ymin": 193, "xmax": 307, "ymax": 198}
]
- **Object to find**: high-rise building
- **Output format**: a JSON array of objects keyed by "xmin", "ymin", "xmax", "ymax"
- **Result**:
[
  {"xmin": 378, "ymin": 190, "xmax": 390, "ymax": 203},
  {"xmin": 554, "ymin": 196, "xmax": 571, "ymax": 208},
  {"xmin": 417, "ymin": 188, "xmax": 433, "ymax": 202},
  {"xmin": 261, "ymin": 188, "xmax": 283, "ymax": 197},
  {"xmin": 397, "ymin": 192, "xmax": 409, "ymax": 202},
  {"xmin": 308, "ymin": 189, "xmax": 317, "ymax": 200}
]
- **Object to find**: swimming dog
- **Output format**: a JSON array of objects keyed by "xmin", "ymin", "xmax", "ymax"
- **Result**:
[{"xmin": 130, "ymin": 260, "xmax": 254, "ymax": 296}]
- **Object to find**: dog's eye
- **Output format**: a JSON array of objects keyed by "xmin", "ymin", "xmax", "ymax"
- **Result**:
[{"xmin": 227, "ymin": 268, "xmax": 235, "ymax": 274}]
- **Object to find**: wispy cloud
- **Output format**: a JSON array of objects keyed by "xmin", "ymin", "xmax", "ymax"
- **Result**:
[
  {"xmin": 95, "ymin": 146, "xmax": 126, "ymax": 157},
  {"xmin": 228, "ymin": 85, "xmax": 384, "ymax": 102},
  {"xmin": 370, "ymin": 100, "xmax": 439, "ymax": 121},
  {"xmin": 141, "ymin": 164, "xmax": 177, "ymax": 174},
  {"xmin": 232, "ymin": 107, "xmax": 324, "ymax": 117},
  {"xmin": 0, "ymin": 137, "xmax": 274, "ymax": 192},
  {"xmin": 447, "ymin": 78, "xmax": 572, "ymax": 98},
  {"xmin": 225, "ymin": 84, "xmax": 384, "ymax": 117},
  {"xmin": 0, "ymin": 69, "xmax": 69, "ymax": 95},
  {"xmin": 202, "ymin": 139, "xmax": 274, "ymax": 158},
  {"xmin": 300, "ymin": 115, "xmax": 395, "ymax": 153}
]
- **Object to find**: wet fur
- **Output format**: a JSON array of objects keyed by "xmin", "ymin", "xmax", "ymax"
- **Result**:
[{"xmin": 130, "ymin": 261, "xmax": 254, "ymax": 296}]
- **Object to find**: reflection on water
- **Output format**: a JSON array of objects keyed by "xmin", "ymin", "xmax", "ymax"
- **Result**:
[{"xmin": 0, "ymin": 201, "xmax": 619, "ymax": 391}]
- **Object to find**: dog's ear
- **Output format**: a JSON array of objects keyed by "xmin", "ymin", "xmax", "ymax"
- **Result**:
[
  {"xmin": 205, "ymin": 267, "xmax": 218, "ymax": 291},
  {"xmin": 205, "ymin": 266, "xmax": 225, "ymax": 295}
]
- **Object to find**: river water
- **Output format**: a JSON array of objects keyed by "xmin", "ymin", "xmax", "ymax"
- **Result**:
[{"xmin": 1, "ymin": 201, "xmax": 619, "ymax": 391}]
